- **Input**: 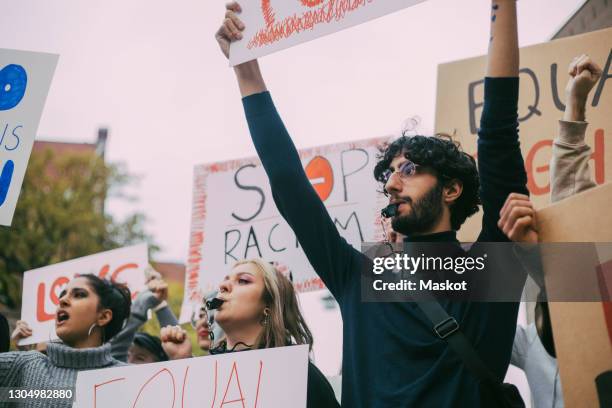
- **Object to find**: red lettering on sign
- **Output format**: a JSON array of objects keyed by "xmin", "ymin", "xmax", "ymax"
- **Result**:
[
  {"xmin": 592, "ymin": 128, "xmax": 605, "ymax": 185},
  {"xmin": 209, "ymin": 361, "xmax": 218, "ymax": 408},
  {"xmin": 112, "ymin": 263, "xmax": 138, "ymax": 283},
  {"xmin": 35, "ymin": 261, "xmax": 142, "ymax": 323},
  {"xmin": 253, "ymin": 361, "xmax": 264, "ymax": 408},
  {"xmin": 92, "ymin": 360, "xmax": 266, "ymax": 407},
  {"xmin": 132, "ymin": 368, "xmax": 176, "ymax": 408},
  {"xmin": 181, "ymin": 366, "xmax": 191, "ymax": 408},
  {"xmin": 251, "ymin": 0, "xmax": 376, "ymax": 49},
  {"xmin": 50, "ymin": 276, "xmax": 70, "ymax": 305},
  {"xmin": 524, "ymin": 129, "xmax": 606, "ymax": 196},
  {"xmin": 94, "ymin": 377, "xmax": 126, "ymax": 408},
  {"xmin": 301, "ymin": 0, "xmax": 325, "ymax": 7},
  {"xmin": 526, "ymin": 139, "xmax": 552, "ymax": 196},
  {"xmin": 220, "ymin": 362, "xmax": 246, "ymax": 407},
  {"xmin": 99, "ymin": 264, "xmax": 111, "ymax": 280},
  {"xmin": 36, "ymin": 283, "xmax": 55, "ymax": 322}
]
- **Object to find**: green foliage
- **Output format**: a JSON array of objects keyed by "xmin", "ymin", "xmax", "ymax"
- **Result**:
[{"xmin": 0, "ymin": 148, "xmax": 158, "ymax": 307}]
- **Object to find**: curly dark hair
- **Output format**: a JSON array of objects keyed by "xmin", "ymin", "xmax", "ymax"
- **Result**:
[{"xmin": 373, "ymin": 134, "xmax": 480, "ymax": 230}]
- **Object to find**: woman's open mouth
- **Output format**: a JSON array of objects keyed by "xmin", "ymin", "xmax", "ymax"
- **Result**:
[{"xmin": 56, "ymin": 310, "xmax": 70, "ymax": 326}]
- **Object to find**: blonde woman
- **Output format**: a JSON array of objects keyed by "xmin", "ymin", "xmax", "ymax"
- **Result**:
[{"xmin": 161, "ymin": 259, "xmax": 339, "ymax": 408}]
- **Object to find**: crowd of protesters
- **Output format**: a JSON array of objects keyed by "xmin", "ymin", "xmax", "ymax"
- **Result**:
[{"xmin": 0, "ymin": 0, "xmax": 607, "ymax": 407}]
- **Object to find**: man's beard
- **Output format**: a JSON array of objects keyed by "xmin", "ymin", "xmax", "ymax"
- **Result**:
[{"xmin": 391, "ymin": 182, "xmax": 444, "ymax": 236}]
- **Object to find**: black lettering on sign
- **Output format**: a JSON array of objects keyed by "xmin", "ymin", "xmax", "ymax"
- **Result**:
[
  {"xmin": 231, "ymin": 164, "xmax": 266, "ymax": 222},
  {"xmin": 593, "ymin": 48, "xmax": 611, "ymax": 107},
  {"xmin": 468, "ymin": 79, "xmax": 485, "ymax": 135},
  {"xmin": 340, "ymin": 148, "xmax": 369, "ymax": 202},
  {"xmin": 244, "ymin": 226, "xmax": 262, "ymax": 259},
  {"xmin": 518, "ymin": 68, "xmax": 542, "ymax": 122},
  {"xmin": 333, "ymin": 211, "xmax": 364, "ymax": 242},
  {"xmin": 225, "ymin": 229, "xmax": 241, "ymax": 264},
  {"xmin": 268, "ymin": 223, "xmax": 287, "ymax": 253},
  {"xmin": 550, "ymin": 63, "xmax": 566, "ymax": 112}
]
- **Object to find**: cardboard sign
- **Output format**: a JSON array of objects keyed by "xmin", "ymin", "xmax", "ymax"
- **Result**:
[
  {"xmin": 537, "ymin": 182, "xmax": 612, "ymax": 408},
  {"xmin": 229, "ymin": 0, "xmax": 427, "ymax": 66},
  {"xmin": 19, "ymin": 244, "xmax": 148, "ymax": 346},
  {"xmin": 0, "ymin": 49, "xmax": 58, "ymax": 226},
  {"xmin": 181, "ymin": 137, "xmax": 388, "ymax": 323},
  {"xmin": 435, "ymin": 28, "xmax": 612, "ymax": 242},
  {"xmin": 75, "ymin": 345, "xmax": 309, "ymax": 408}
]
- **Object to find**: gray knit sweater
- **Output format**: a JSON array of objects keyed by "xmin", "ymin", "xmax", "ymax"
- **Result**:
[{"xmin": 0, "ymin": 342, "xmax": 123, "ymax": 407}]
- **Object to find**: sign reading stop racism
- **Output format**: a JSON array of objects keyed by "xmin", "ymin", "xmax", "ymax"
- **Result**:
[
  {"xmin": 229, "ymin": 0, "xmax": 428, "ymax": 66},
  {"xmin": 180, "ymin": 136, "xmax": 388, "ymax": 323}
]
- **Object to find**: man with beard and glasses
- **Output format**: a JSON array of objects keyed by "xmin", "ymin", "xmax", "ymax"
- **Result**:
[{"xmin": 215, "ymin": 1, "xmax": 528, "ymax": 406}]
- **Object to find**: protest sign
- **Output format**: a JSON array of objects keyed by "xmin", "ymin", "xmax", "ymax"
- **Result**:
[
  {"xmin": 537, "ymin": 182, "xmax": 612, "ymax": 408},
  {"xmin": 0, "ymin": 48, "xmax": 58, "ymax": 226},
  {"xmin": 180, "ymin": 137, "xmax": 388, "ymax": 323},
  {"xmin": 75, "ymin": 344, "xmax": 309, "ymax": 408},
  {"xmin": 435, "ymin": 28, "xmax": 612, "ymax": 242},
  {"xmin": 229, "ymin": 0, "xmax": 427, "ymax": 66},
  {"xmin": 19, "ymin": 243, "xmax": 148, "ymax": 346}
]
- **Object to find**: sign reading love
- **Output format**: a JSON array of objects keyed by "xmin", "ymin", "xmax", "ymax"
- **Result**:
[
  {"xmin": 19, "ymin": 244, "xmax": 148, "ymax": 346},
  {"xmin": 229, "ymin": 0, "xmax": 428, "ymax": 66}
]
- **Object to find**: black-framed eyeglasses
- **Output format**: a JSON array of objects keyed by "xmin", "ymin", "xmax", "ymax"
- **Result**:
[{"xmin": 380, "ymin": 160, "xmax": 452, "ymax": 197}]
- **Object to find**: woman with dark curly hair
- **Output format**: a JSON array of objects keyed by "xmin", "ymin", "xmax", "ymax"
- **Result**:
[{"xmin": 0, "ymin": 274, "xmax": 131, "ymax": 408}]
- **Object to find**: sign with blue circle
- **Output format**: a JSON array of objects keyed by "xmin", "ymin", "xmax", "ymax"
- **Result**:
[
  {"xmin": 0, "ymin": 64, "xmax": 28, "ymax": 111},
  {"xmin": 0, "ymin": 48, "xmax": 58, "ymax": 226}
]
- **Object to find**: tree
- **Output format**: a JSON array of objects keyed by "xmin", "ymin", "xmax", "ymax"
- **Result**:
[{"xmin": 0, "ymin": 148, "xmax": 158, "ymax": 307}]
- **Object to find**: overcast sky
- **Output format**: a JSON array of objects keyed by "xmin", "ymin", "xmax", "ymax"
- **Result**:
[{"xmin": 2, "ymin": 0, "xmax": 584, "ymax": 262}]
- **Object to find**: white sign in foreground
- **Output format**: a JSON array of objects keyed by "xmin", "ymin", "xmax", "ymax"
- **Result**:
[
  {"xmin": 19, "ymin": 244, "xmax": 148, "ymax": 346},
  {"xmin": 0, "ymin": 48, "xmax": 58, "ymax": 226},
  {"xmin": 180, "ymin": 137, "xmax": 389, "ymax": 323},
  {"xmin": 76, "ymin": 345, "xmax": 309, "ymax": 408},
  {"xmin": 229, "ymin": 0, "xmax": 427, "ymax": 66}
]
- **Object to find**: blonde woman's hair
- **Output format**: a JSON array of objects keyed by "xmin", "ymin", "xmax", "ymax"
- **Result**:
[{"xmin": 217, "ymin": 258, "xmax": 314, "ymax": 351}]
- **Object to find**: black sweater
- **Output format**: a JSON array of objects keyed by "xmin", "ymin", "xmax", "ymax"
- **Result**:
[{"xmin": 242, "ymin": 77, "xmax": 528, "ymax": 407}]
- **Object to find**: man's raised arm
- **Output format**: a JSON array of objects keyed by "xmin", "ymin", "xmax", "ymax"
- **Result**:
[
  {"xmin": 215, "ymin": 2, "xmax": 359, "ymax": 298},
  {"xmin": 486, "ymin": 0, "xmax": 519, "ymax": 78},
  {"xmin": 215, "ymin": 2, "xmax": 267, "ymax": 97},
  {"xmin": 477, "ymin": 0, "xmax": 528, "ymax": 243}
]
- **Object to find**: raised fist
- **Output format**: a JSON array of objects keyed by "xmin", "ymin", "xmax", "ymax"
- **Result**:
[
  {"xmin": 565, "ymin": 54, "xmax": 602, "ymax": 103},
  {"xmin": 160, "ymin": 325, "xmax": 192, "ymax": 360}
]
